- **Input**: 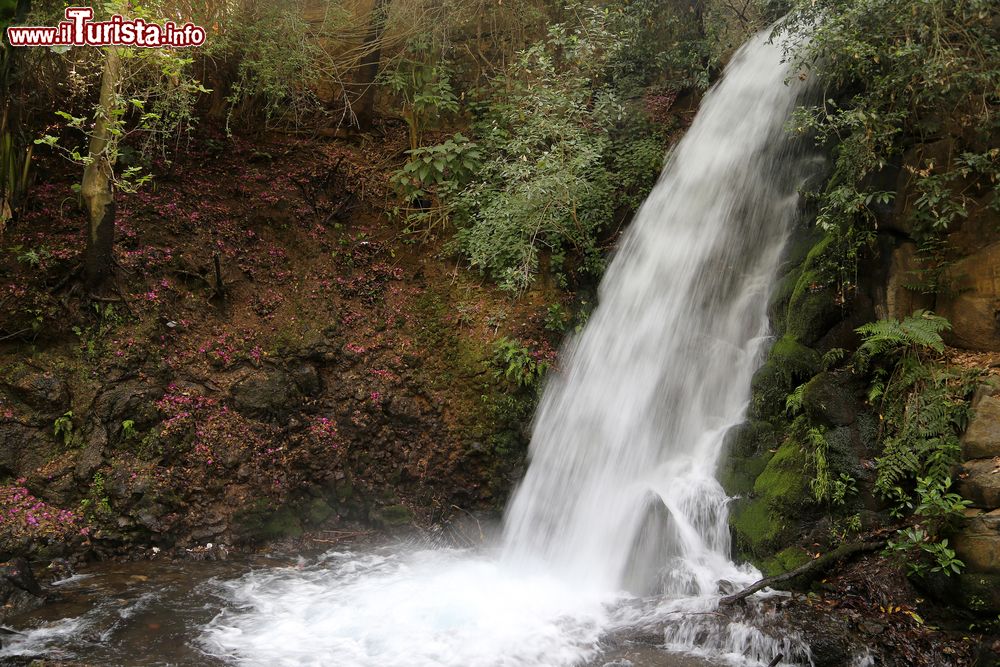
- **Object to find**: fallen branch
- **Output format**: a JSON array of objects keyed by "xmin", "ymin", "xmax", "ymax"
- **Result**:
[{"xmin": 719, "ymin": 540, "xmax": 886, "ymax": 606}]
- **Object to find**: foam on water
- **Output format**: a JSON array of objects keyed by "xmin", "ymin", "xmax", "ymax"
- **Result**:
[{"xmin": 200, "ymin": 548, "xmax": 620, "ymax": 667}]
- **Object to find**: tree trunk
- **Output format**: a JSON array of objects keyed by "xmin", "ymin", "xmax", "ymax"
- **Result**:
[
  {"xmin": 81, "ymin": 46, "xmax": 120, "ymax": 291},
  {"xmin": 352, "ymin": 0, "xmax": 390, "ymax": 130}
]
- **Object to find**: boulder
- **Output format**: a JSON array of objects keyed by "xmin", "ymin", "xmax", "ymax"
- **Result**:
[
  {"xmin": 956, "ymin": 459, "xmax": 1000, "ymax": 509},
  {"xmin": 936, "ymin": 241, "xmax": 1000, "ymax": 351},
  {"xmin": 231, "ymin": 364, "xmax": 318, "ymax": 420},
  {"xmin": 953, "ymin": 509, "xmax": 1000, "ymax": 574},
  {"xmin": 0, "ymin": 557, "xmax": 45, "ymax": 622},
  {"xmin": 802, "ymin": 372, "xmax": 858, "ymax": 427},
  {"xmin": 1, "ymin": 368, "xmax": 70, "ymax": 418},
  {"xmin": 963, "ymin": 394, "xmax": 1000, "ymax": 459}
]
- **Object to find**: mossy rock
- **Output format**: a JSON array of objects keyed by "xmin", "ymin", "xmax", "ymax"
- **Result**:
[
  {"xmin": 731, "ymin": 497, "xmax": 783, "ymax": 557},
  {"xmin": 720, "ymin": 421, "xmax": 777, "ymax": 497},
  {"xmin": 956, "ymin": 573, "xmax": 1000, "ymax": 614},
  {"xmin": 370, "ymin": 503, "xmax": 414, "ymax": 527},
  {"xmin": 802, "ymin": 372, "xmax": 858, "ymax": 427},
  {"xmin": 719, "ymin": 454, "xmax": 769, "ymax": 498},
  {"xmin": 750, "ymin": 336, "xmax": 820, "ymax": 422},
  {"xmin": 753, "ymin": 437, "xmax": 811, "ymax": 513},
  {"xmin": 761, "ymin": 546, "xmax": 812, "ymax": 578},
  {"xmin": 234, "ymin": 503, "xmax": 304, "ymax": 543},
  {"xmin": 731, "ymin": 438, "xmax": 812, "ymax": 559},
  {"xmin": 724, "ymin": 421, "xmax": 778, "ymax": 459},
  {"xmin": 305, "ymin": 498, "xmax": 335, "ymax": 526},
  {"xmin": 785, "ymin": 236, "xmax": 843, "ymax": 346},
  {"xmin": 768, "ymin": 265, "xmax": 803, "ymax": 338}
]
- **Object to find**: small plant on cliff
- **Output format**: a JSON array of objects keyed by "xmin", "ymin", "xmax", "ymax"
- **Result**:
[
  {"xmin": 53, "ymin": 410, "xmax": 75, "ymax": 447},
  {"xmin": 492, "ymin": 337, "xmax": 549, "ymax": 390}
]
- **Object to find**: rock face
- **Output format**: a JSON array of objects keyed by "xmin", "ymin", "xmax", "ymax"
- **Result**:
[
  {"xmin": 954, "ymin": 382, "xmax": 1000, "ymax": 579},
  {"xmin": 953, "ymin": 509, "xmax": 1000, "ymax": 574},
  {"xmin": 936, "ymin": 242, "xmax": 1000, "ymax": 351},
  {"xmin": 962, "ymin": 394, "xmax": 1000, "ymax": 459},
  {"xmin": 883, "ymin": 242, "xmax": 933, "ymax": 320},
  {"xmin": 957, "ymin": 459, "xmax": 1000, "ymax": 509}
]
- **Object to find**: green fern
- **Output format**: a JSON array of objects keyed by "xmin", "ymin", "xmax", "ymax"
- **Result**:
[{"xmin": 855, "ymin": 310, "xmax": 950, "ymax": 362}]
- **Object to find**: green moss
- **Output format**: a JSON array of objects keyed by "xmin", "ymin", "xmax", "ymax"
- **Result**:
[
  {"xmin": 956, "ymin": 573, "xmax": 1000, "ymax": 614},
  {"xmin": 719, "ymin": 455, "xmax": 768, "ymax": 497},
  {"xmin": 802, "ymin": 371, "xmax": 858, "ymax": 427},
  {"xmin": 753, "ymin": 437, "xmax": 810, "ymax": 511},
  {"xmin": 785, "ymin": 236, "xmax": 842, "ymax": 346},
  {"xmin": 761, "ymin": 546, "xmax": 812, "ymax": 577},
  {"xmin": 750, "ymin": 335, "xmax": 820, "ymax": 422},
  {"xmin": 720, "ymin": 421, "xmax": 775, "ymax": 496},
  {"xmin": 305, "ymin": 498, "xmax": 335, "ymax": 525},
  {"xmin": 768, "ymin": 266, "xmax": 802, "ymax": 338},
  {"xmin": 232, "ymin": 501, "xmax": 304, "ymax": 543},
  {"xmin": 731, "ymin": 498, "xmax": 782, "ymax": 556}
]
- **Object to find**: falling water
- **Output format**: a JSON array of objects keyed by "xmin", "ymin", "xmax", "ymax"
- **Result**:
[{"xmin": 501, "ymin": 26, "xmax": 815, "ymax": 600}]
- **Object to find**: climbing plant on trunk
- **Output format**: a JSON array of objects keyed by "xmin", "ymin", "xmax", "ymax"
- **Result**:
[{"xmin": 80, "ymin": 45, "xmax": 121, "ymax": 290}]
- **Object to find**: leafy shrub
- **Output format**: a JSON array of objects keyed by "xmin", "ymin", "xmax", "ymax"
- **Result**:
[{"xmin": 779, "ymin": 0, "xmax": 1000, "ymax": 294}]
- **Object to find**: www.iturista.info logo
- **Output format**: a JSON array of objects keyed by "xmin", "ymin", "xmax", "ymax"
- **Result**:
[{"xmin": 6, "ymin": 7, "xmax": 206, "ymax": 48}]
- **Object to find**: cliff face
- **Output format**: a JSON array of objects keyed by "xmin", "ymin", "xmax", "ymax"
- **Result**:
[{"xmin": 0, "ymin": 126, "xmax": 562, "ymax": 561}]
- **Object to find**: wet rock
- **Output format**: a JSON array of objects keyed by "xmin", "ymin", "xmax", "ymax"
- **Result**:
[
  {"xmin": 386, "ymin": 395, "xmax": 423, "ymax": 421},
  {"xmin": 370, "ymin": 503, "xmax": 414, "ymax": 527},
  {"xmin": 0, "ymin": 423, "xmax": 54, "ymax": 478},
  {"xmin": 962, "ymin": 393, "xmax": 1000, "ymax": 459},
  {"xmin": 92, "ymin": 382, "xmax": 163, "ymax": 435},
  {"xmin": 0, "ymin": 557, "xmax": 46, "ymax": 622},
  {"xmin": 74, "ymin": 424, "xmax": 107, "ymax": 481},
  {"xmin": 802, "ymin": 372, "xmax": 858, "ymax": 427},
  {"xmin": 955, "ymin": 572, "xmax": 1000, "ymax": 614}
]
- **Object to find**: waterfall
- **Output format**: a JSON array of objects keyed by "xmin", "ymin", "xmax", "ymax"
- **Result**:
[
  {"xmin": 197, "ymin": 27, "xmax": 824, "ymax": 667},
  {"xmin": 501, "ymin": 27, "xmax": 814, "ymax": 598}
]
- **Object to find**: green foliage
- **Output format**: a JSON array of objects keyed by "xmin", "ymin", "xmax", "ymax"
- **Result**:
[
  {"xmin": 446, "ymin": 7, "xmax": 671, "ymax": 291},
  {"xmin": 381, "ymin": 41, "xmax": 459, "ymax": 151},
  {"xmin": 852, "ymin": 312, "xmax": 978, "ymax": 574},
  {"xmin": 855, "ymin": 310, "xmax": 949, "ymax": 368},
  {"xmin": 491, "ymin": 337, "xmax": 547, "ymax": 389},
  {"xmin": 80, "ymin": 471, "xmax": 112, "ymax": 519},
  {"xmin": 391, "ymin": 133, "xmax": 482, "ymax": 234},
  {"xmin": 888, "ymin": 525, "xmax": 965, "ymax": 576},
  {"xmin": 0, "ymin": 120, "xmax": 32, "ymax": 223},
  {"xmin": 207, "ymin": 0, "xmax": 346, "ymax": 130},
  {"xmin": 53, "ymin": 410, "xmax": 75, "ymax": 447},
  {"xmin": 780, "ymin": 0, "xmax": 1000, "ymax": 290}
]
